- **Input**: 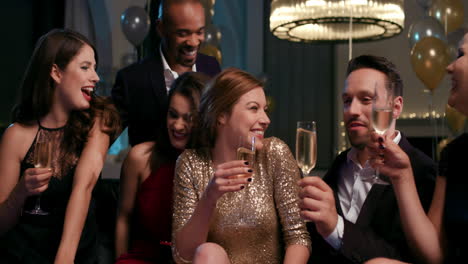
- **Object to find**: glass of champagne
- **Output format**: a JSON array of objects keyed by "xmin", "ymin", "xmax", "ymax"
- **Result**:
[
  {"xmin": 24, "ymin": 136, "xmax": 51, "ymax": 215},
  {"xmin": 370, "ymin": 82, "xmax": 394, "ymax": 185},
  {"xmin": 296, "ymin": 121, "xmax": 317, "ymax": 177},
  {"xmin": 236, "ymin": 135, "xmax": 256, "ymax": 225}
]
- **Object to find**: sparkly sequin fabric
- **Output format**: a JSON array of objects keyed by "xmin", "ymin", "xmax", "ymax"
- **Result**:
[{"xmin": 172, "ymin": 137, "xmax": 311, "ymax": 264}]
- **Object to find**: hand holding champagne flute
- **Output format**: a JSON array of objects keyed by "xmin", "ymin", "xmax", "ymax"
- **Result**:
[
  {"xmin": 25, "ymin": 136, "xmax": 52, "ymax": 215},
  {"xmin": 296, "ymin": 121, "xmax": 317, "ymax": 177},
  {"xmin": 236, "ymin": 135, "xmax": 256, "ymax": 225},
  {"xmin": 370, "ymin": 82, "xmax": 394, "ymax": 185}
]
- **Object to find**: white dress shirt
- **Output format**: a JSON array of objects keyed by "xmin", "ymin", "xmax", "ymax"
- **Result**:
[
  {"xmin": 324, "ymin": 131, "xmax": 402, "ymax": 249},
  {"xmin": 159, "ymin": 46, "xmax": 197, "ymax": 93}
]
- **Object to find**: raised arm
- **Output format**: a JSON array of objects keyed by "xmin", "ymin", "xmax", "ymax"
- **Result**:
[
  {"xmin": 0, "ymin": 124, "xmax": 52, "ymax": 235},
  {"xmin": 54, "ymin": 118, "xmax": 110, "ymax": 263},
  {"xmin": 269, "ymin": 138, "xmax": 311, "ymax": 264},
  {"xmin": 369, "ymin": 133, "xmax": 445, "ymax": 264},
  {"xmin": 172, "ymin": 154, "xmax": 251, "ymax": 262},
  {"xmin": 115, "ymin": 143, "xmax": 151, "ymax": 258}
]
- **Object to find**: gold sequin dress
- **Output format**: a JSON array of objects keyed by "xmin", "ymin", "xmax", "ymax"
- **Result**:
[{"xmin": 172, "ymin": 137, "xmax": 311, "ymax": 264}]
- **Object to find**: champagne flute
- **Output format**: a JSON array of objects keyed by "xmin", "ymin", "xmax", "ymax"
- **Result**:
[
  {"xmin": 236, "ymin": 135, "xmax": 256, "ymax": 225},
  {"xmin": 295, "ymin": 121, "xmax": 317, "ymax": 177},
  {"xmin": 24, "ymin": 137, "xmax": 51, "ymax": 215},
  {"xmin": 370, "ymin": 82, "xmax": 394, "ymax": 185}
]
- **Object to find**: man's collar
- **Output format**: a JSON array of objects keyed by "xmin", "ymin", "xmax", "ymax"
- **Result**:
[{"xmin": 159, "ymin": 45, "xmax": 197, "ymax": 73}]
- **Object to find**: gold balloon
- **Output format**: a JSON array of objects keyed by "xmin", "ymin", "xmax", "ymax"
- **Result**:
[
  {"xmin": 437, "ymin": 138, "xmax": 452, "ymax": 161},
  {"xmin": 199, "ymin": 44, "xmax": 222, "ymax": 64},
  {"xmin": 446, "ymin": 104, "xmax": 466, "ymax": 134},
  {"xmin": 429, "ymin": 0, "xmax": 464, "ymax": 34},
  {"xmin": 410, "ymin": 36, "xmax": 450, "ymax": 92}
]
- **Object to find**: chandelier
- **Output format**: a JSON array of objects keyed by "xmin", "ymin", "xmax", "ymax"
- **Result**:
[{"xmin": 270, "ymin": 0, "xmax": 405, "ymax": 43}]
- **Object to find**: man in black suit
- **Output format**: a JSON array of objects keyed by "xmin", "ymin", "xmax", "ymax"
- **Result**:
[
  {"xmin": 112, "ymin": 0, "xmax": 221, "ymax": 146},
  {"xmin": 299, "ymin": 55, "xmax": 435, "ymax": 263}
]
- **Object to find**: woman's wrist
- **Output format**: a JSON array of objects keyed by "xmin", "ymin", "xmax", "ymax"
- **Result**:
[{"xmin": 391, "ymin": 167, "xmax": 415, "ymax": 189}]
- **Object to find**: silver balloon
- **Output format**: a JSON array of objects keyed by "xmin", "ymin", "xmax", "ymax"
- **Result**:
[
  {"xmin": 416, "ymin": 0, "xmax": 433, "ymax": 10},
  {"xmin": 121, "ymin": 6, "xmax": 150, "ymax": 47},
  {"xmin": 408, "ymin": 16, "xmax": 447, "ymax": 48},
  {"xmin": 447, "ymin": 27, "xmax": 468, "ymax": 60}
]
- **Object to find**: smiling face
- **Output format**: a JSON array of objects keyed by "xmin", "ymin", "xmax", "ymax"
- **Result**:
[
  {"xmin": 343, "ymin": 68, "xmax": 402, "ymax": 149},
  {"xmin": 446, "ymin": 33, "xmax": 468, "ymax": 116},
  {"xmin": 219, "ymin": 87, "xmax": 270, "ymax": 150},
  {"xmin": 167, "ymin": 93, "xmax": 193, "ymax": 150},
  {"xmin": 158, "ymin": 2, "xmax": 205, "ymax": 73},
  {"xmin": 51, "ymin": 44, "xmax": 99, "ymax": 112}
]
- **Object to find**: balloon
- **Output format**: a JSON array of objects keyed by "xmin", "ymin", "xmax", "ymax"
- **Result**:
[
  {"xmin": 437, "ymin": 138, "xmax": 452, "ymax": 161},
  {"xmin": 417, "ymin": 0, "xmax": 433, "ymax": 10},
  {"xmin": 121, "ymin": 6, "xmax": 150, "ymax": 47},
  {"xmin": 446, "ymin": 104, "xmax": 466, "ymax": 134},
  {"xmin": 447, "ymin": 27, "xmax": 468, "ymax": 59},
  {"xmin": 204, "ymin": 24, "xmax": 222, "ymax": 46},
  {"xmin": 408, "ymin": 16, "xmax": 447, "ymax": 48},
  {"xmin": 410, "ymin": 36, "xmax": 450, "ymax": 92},
  {"xmin": 428, "ymin": 0, "xmax": 464, "ymax": 34},
  {"xmin": 199, "ymin": 44, "xmax": 222, "ymax": 64}
]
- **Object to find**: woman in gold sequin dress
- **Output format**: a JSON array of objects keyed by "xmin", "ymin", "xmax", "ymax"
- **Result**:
[{"xmin": 172, "ymin": 68, "xmax": 311, "ymax": 264}]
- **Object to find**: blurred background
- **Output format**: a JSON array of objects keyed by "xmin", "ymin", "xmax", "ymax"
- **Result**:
[{"xmin": 1, "ymin": 0, "xmax": 467, "ymax": 177}]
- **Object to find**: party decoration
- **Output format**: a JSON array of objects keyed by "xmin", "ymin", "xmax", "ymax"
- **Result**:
[
  {"xmin": 428, "ymin": 0, "xmax": 464, "ymax": 34},
  {"xmin": 447, "ymin": 27, "xmax": 468, "ymax": 59},
  {"xmin": 445, "ymin": 104, "xmax": 466, "ymax": 134},
  {"xmin": 437, "ymin": 138, "xmax": 452, "ymax": 160},
  {"xmin": 408, "ymin": 16, "xmax": 447, "ymax": 48},
  {"xmin": 204, "ymin": 24, "xmax": 222, "ymax": 47},
  {"xmin": 120, "ymin": 6, "xmax": 150, "ymax": 46},
  {"xmin": 410, "ymin": 36, "xmax": 450, "ymax": 92},
  {"xmin": 199, "ymin": 44, "xmax": 222, "ymax": 64}
]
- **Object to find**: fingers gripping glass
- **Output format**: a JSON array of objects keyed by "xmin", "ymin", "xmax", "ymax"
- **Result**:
[
  {"xmin": 24, "ymin": 136, "xmax": 51, "ymax": 215},
  {"xmin": 236, "ymin": 135, "xmax": 256, "ymax": 226},
  {"xmin": 296, "ymin": 121, "xmax": 317, "ymax": 177}
]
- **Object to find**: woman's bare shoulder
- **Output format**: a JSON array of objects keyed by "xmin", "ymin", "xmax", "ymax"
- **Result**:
[
  {"xmin": 1, "ymin": 122, "xmax": 38, "ymax": 160},
  {"xmin": 123, "ymin": 142, "xmax": 155, "ymax": 170}
]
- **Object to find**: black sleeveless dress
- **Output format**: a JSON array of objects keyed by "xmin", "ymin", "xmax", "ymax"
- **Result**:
[{"xmin": 0, "ymin": 124, "xmax": 98, "ymax": 263}]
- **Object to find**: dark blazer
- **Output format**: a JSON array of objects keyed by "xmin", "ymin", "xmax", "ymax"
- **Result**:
[
  {"xmin": 308, "ymin": 135, "xmax": 436, "ymax": 264},
  {"xmin": 112, "ymin": 52, "xmax": 221, "ymax": 146}
]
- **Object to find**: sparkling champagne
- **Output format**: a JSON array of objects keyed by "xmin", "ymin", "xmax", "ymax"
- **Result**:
[
  {"xmin": 295, "ymin": 128, "xmax": 317, "ymax": 176},
  {"xmin": 372, "ymin": 108, "xmax": 393, "ymax": 135},
  {"xmin": 34, "ymin": 142, "xmax": 51, "ymax": 168}
]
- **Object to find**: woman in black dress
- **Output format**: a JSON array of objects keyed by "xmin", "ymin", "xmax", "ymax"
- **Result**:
[{"xmin": 0, "ymin": 29, "xmax": 119, "ymax": 263}]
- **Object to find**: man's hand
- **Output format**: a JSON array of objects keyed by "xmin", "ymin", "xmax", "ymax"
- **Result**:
[{"xmin": 298, "ymin": 176, "xmax": 338, "ymax": 238}]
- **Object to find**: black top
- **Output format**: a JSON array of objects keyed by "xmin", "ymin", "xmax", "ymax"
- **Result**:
[
  {"xmin": 0, "ymin": 125, "xmax": 98, "ymax": 264},
  {"xmin": 439, "ymin": 133, "xmax": 468, "ymax": 263}
]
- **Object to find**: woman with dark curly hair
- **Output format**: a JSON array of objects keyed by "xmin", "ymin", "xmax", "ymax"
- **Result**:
[
  {"xmin": 0, "ymin": 28, "xmax": 120, "ymax": 264},
  {"xmin": 115, "ymin": 72, "xmax": 207, "ymax": 264}
]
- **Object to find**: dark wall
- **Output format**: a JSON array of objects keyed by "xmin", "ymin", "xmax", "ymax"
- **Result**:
[
  {"xmin": 263, "ymin": 2, "xmax": 335, "ymax": 169},
  {"xmin": 1, "ymin": 1, "xmax": 34, "ymax": 124},
  {"xmin": 1, "ymin": 0, "xmax": 64, "ymax": 125}
]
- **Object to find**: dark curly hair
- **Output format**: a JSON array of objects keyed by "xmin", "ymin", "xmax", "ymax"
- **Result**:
[{"xmin": 149, "ymin": 71, "xmax": 208, "ymax": 171}]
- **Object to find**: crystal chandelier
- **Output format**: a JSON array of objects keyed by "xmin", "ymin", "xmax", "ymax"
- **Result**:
[{"xmin": 270, "ymin": 0, "xmax": 405, "ymax": 43}]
